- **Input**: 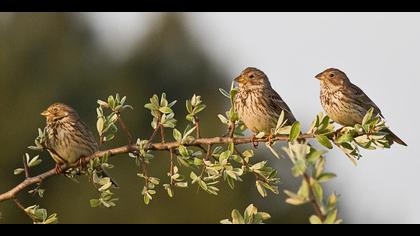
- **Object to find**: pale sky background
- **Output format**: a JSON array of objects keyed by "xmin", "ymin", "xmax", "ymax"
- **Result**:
[{"xmin": 85, "ymin": 12, "xmax": 419, "ymax": 223}]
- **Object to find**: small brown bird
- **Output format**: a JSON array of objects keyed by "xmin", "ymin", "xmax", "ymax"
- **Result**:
[
  {"xmin": 234, "ymin": 67, "xmax": 297, "ymax": 136},
  {"xmin": 315, "ymin": 68, "xmax": 407, "ymax": 146},
  {"xmin": 41, "ymin": 103, "xmax": 117, "ymax": 185}
]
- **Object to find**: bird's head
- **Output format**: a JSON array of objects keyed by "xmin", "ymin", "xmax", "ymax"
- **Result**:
[
  {"xmin": 315, "ymin": 68, "xmax": 350, "ymax": 87},
  {"xmin": 234, "ymin": 67, "xmax": 271, "ymax": 89},
  {"xmin": 41, "ymin": 103, "xmax": 79, "ymax": 122}
]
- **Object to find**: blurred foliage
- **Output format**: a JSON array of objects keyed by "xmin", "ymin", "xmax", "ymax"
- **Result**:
[{"xmin": 0, "ymin": 13, "xmax": 316, "ymax": 223}]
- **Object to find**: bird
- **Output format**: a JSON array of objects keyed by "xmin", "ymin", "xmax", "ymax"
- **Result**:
[
  {"xmin": 315, "ymin": 68, "xmax": 407, "ymax": 146},
  {"xmin": 41, "ymin": 103, "xmax": 118, "ymax": 186},
  {"xmin": 234, "ymin": 67, "xmax": 297, "ymax": 138}
]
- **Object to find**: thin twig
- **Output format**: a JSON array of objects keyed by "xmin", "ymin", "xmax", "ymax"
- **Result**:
[
  {"xmin": 234, "ymin": 146, "xmax": 267, "ymax": 183},
  {"xmin": 22, "ymin": 156, "xmax": 30, "ymax": 179},
  {"xmin": 147, "ymin": 127, "xmax": 160, "ymax": 146},
  {"xmin": 303, "ymin": 173, "xmax": 326, "ymax": 222},
  {"xmin": 13, "ymin": 198, "xmax": 37, "ymax": 223},
  {"xmin": 169, "ymin": 149, "xmax": 174, "ymax": 185},
  {"xmin": 194, "ymin": 117, "xmax": 200, "ymax": 139},
  {"xmin": 116, "ymin": 112, "xmax": 134, "ymax": 145}
]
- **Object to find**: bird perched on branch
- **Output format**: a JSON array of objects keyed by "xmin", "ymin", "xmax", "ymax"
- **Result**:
[
  {"xmin": 234, "ymin": 67, "xmax": 297, "ymax": 139},
  {"xmin": 315, "ymin": 68, "xmax": 407, "ymax": 146},
  {"xmin": 41, "ymin": 103, "xmax": 118, "ymax": 186}
]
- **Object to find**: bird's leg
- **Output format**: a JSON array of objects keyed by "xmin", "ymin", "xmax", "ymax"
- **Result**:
[
  {"xmin": 77, "ymin": 157, "xmax": 88, "ymax": 169},
  {"xmin": 333, "ymin": 127, "xmax": 345, "ymax": 139},
  {"xmin": 55, "ymin": 164, "xmax": 64, "ymax": 175},
  {"xmin": 251, "ymin": 135, "xmax": 259, "ymax": 149},
  {"xmin": 267, "ymin": 134, "xmax": 274, "ymax": 146}
]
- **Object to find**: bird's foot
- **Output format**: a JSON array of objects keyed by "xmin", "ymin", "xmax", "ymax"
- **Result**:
[
  {"xmin": 333, "ymin": 127, "xmax": 345, "ymax": 139},
  {"xmin": 251, "ymin": 135, "xmax": 259, "ymax": 149},
  {"xmin": 55, "ymin": 164, "xmax": 64, "ymax": 175},
  {"xmin": 267, "ymin": 134, "xmax": 274, "ymax": 146},
  {"xmin": 77, "ymin": 157, "xmax": 88, "ymax": 169}
]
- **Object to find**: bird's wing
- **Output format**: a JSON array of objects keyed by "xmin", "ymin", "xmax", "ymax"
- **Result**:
[
  {"xmin": 77, "ymin": 119, "xmax": 99, "ymax": 151},
  {"xmin": 268, "ymin": 90, "xmax": 297, "ymax": 124},
  {"xmin": 349, "ymin": 83, "xmax": 384, "ymax": 118}
]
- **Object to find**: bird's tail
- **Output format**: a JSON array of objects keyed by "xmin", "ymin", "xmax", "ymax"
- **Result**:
[
  {"xmin": 96, "ymin": 166, "xmax": 119, "ymax": 188},
  {"xmin": 384, "ymin": 128, "xmax": 407, "ymax": 146}
]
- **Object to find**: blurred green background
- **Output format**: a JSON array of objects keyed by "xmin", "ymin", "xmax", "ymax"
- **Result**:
[{"xmin": 0, "ymin": 12, "xmax": 314, "ymax": 224}]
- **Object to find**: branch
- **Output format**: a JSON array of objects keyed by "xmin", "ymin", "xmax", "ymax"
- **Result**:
[{"xmin": 0, "ymin": 134, "xmax": 314, "ymax": 203}]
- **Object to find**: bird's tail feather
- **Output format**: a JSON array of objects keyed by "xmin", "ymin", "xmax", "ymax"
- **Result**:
[
  {"xmin": 96, "ymin": 166, "xmax": 119, "ymax": 188},
  {"xmin": 384, "ymin": 128, "xmax": 407, "ymax": 146}
]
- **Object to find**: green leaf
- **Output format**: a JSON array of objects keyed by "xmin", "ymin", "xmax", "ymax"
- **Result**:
[
  {"xmin": 289, "ymin": 121, "xmax": 301, "ymax": 142},
  {"xmin": 336, "ymin": 132, "xmax": 353, "ymax": 144},
  {"xmin": 266, "ymin": 143, "xmax": 280, "ymax": 159},
  {"xmin": 250, "ymin": 161, "xmax": 266, "ymax": 171},
  {"xmin": 144, "ymin": 103, "xmax": 156, "ymax": 111},
  {"xmin": 107, "ymin": 95, "xmax": 115, "ymax": 109},
  {"xmin": 183, "ymin": 126, "xmax": 197, "ymax": 139},
  {"xmin": 219, "ymin": 88, "xmax": 230, "ymax": 98},
  {"xmin": 312, "ymin": 180, "xmax": 324, "ymax": 202},
  {"xmin": 256, "ymin": 180, "xmax": 267, "ymax": 197},
  {"xmin": 173, "ymin": 129, "xmax": 182, "ymax": 142},
  {"xmin": 193, "ymin": 104, "xmax": 206, "ymax": 114},
  {"xmin": 328, "ymin": 193, "xmax": 338, "ymax": 209},
  {"xmin": 89, "ymin": 199, "xmax": 101, "ymax": 208},
  {"xmin": 242, "ymin": 149, "xmax": 254, "ymax": 159},
  {"xmin": 14, "ymin": 168, "xmax": 24, "ymax": 175},
  {"xmin": 362, "ymin": 107, "xmax": 375, "ymax": 125},
  {"xmin": 28, "ymin": 155, "xmax": 42, "ymax": 167},
  {"xmin": 186, "ymin": 100, "xmax": 193, "ymax": 113},
  {"xmin": 219, "ymin": 150, "xmax": 231, "ymax": 165},
  {"xmin": 96, "ymin": 117, "xmax": 104, "ymax": 134},
  {"xmin": 324, "ymin": 209, "xmax": 338, "ymax": 224},
  {"xmin": 103, "ymin": 134, "xmax": 115, "ymax": 142},
  {"xmin": 255, "ymin": 132, "xmax": 265, "ymax": 139},
  {"xmin": 168, "ymin": 100, "xmax": 177, "ymax": 108},
  {"xmin": 291, "ymin": 159, "xmax": 306, "ymax": 177},
  {"xmin": 217, "ymin": 114, "xmax": 229, "ymax": 124},
  {"xmin": 160, "ymin": 93, "xmax": 168, "ymax": 107},
  {"xmin": 190, "ymin": 172, "xmax": 198, "ymax": 181},
  {"xmin": 254, "ymin": 212, "xmax": 271, "ymax": 223},
  {"xmin": 231, "ymin": 209, "xmax": 245, "ymax": 224},
  {"xmin": 276, "ymin": 110, "xmax": 286, "ymax": 131},
  {"xmin": 178, "ymin": 145, "xmax": 189, "ymax": 157},
  {"xmin": 317, "ymin": 173, "xmax": 337, "ymax": 183},
  {"xmin": 285, "ymin": 197, "xmax": 307, "ymax": 206},
  {"xmin": 316, "ymin": 135, "xmax": 333, "ymax": 149},
  {"xmin": 159, "ymin": 107, "xmax": 173, "ymax": 114},
  {"xmin": 244, "ymin": 204, "xmax": 257, "ymax": 224},
  {"xmin": 309, "ymin": 215, "xmax": 323, "ymax": 224},
  {"xmin": 297, "ymin": 179, "xmax": 309, "ymax": 199},
  {"xmin": 284, "ymin": 190, "xmax": 307, "ymax": 205},
  {"xmin": 307, "ymin": 149, "xmax": 326, "ymax": 163},
  {"xmin": 97, "ymin": 100, "xmax": 108, "ymax": 107},
  {"xmin": 220, "ymin": 219, "xmax": 232, "ymax": 224}
]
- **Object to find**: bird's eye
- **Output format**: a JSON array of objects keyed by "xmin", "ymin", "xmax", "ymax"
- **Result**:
[
  {"xmin": 53, "ymin": 107, "xmax": 59, "ymax": 112},
  {"xmin": 249, "ymin": 74, "xmax": 255, "ymax": 79},
  {"xmin": 329, "ymin": 73, "xmax": 335, "ymax": 78}
]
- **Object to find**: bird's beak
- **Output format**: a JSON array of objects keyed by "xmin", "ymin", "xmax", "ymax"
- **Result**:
[
  {"xmin": 234, "ymin": 75, "xmax": 244, "ymax": 83},
  {"xmin": 315, "ymin": 72, "xmax": 323, "ymax": 80},
  {"xmin": 41, "ymin": 110, "xmax": 49, "ymax": 116}
]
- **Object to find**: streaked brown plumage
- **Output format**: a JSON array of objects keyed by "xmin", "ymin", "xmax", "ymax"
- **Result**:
[
  {"xmin": 316, "ymin": 68, "xmax": 407, "ymax": 146},
  {"xmin": 234, "ymin": 67, "xmax": 297, "ymax": 135},
  {"xmin": 42, "ymin": 103, "xmax": 117, "ymax": 185}
]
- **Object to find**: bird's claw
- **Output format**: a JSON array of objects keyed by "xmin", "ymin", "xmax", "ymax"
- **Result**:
[
  {"xmin": 55, "ymin": 164, "xmax": 64, "ymax": 175},
  {"xmin": 251, "ymin": 135, "xmax": 259, "ymax": 149},
  {"xmin": 267, "ymin": 134, "xmax": 274, "ymax": 146},
  {"xmin": 77, "ymin": 157, "xmax": 87, "ymax": 169}
]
